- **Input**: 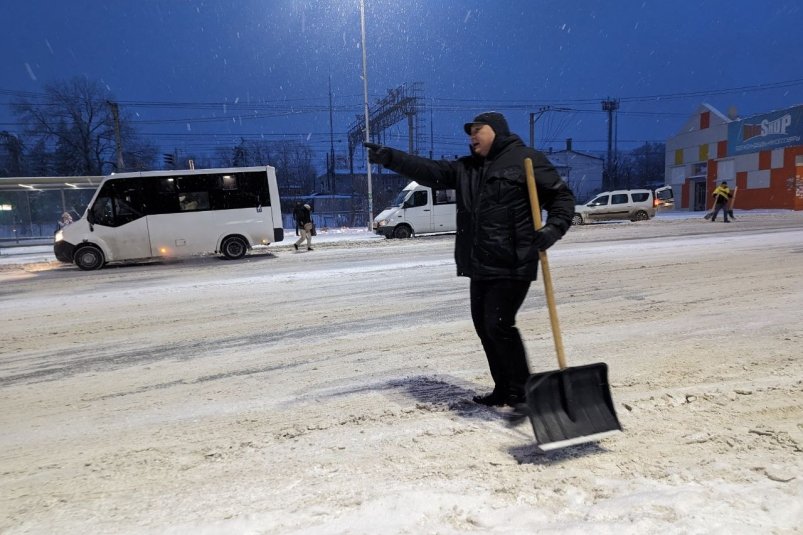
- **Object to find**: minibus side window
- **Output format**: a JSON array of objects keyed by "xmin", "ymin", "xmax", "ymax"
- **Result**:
[
  {"xmin": 90, "ymin": 179, "xmax": 145, "ymax": 227},
  {"xmin": 91, "ymin": 195, "xmax": 115, "ymax": 226},
  {"xmin": 434, "ymin": 189, "xmax": 456, "ymax": 205},
  {"xmin": 215, "ymin": 172, "xmax": 268, "ymax": 209},
  {"xmin": 405, "ymin": 190, "xmax": 428, "ymax": 208},
  {"xmin": 176, "ymin": 175, "xmax": 212, "ymax": 211},
  {"xmin": 146, "ymin": 177, "xmax": 180, "ymax": 214}
]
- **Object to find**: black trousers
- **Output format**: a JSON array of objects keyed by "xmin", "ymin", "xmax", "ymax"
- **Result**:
[
  {"xmin": 470, "ymin": 278, "xmax": 532, "ymax": 396},
  {"xmin": 711, "ymin": 202, "xmax": 729, "ymax": 221}
]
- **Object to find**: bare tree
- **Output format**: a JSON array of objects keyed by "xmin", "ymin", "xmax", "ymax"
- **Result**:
[
  {"xmin": 0, "ymin": 131, "xmax": 24, "ymax": 176},
  {"xmin": 210, "ymin": 146, "xmax": 236, "ymax": 168},
  {"xmin": 24, "ymin": 139, "xmax": 52, "ymax": 176},
  {"xmin": 231, "ymin": 138, "xmax": 275, "ymax": 167},
  {"xmin": 231, "ymin": 138, "xmax": 317, "ymax": 195},
  {"xmin": 12, "ymin": 76, "xmax": 155, "ymax": 175},
  {"xmin": 618, "ymin": 142, "xmax": 666, "ymax": 189},
  {"xmin": 270, "ymin": 140, "xmax": 317, "ymax": 195},
  {"xmin": 113, "ymin": 116, "xmax": 157, "ymax": 171}
]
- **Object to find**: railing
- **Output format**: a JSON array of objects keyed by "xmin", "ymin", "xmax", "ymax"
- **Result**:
[{"xmin": 0, "ymin": 236, "xmax": 55, "ymax": 248}]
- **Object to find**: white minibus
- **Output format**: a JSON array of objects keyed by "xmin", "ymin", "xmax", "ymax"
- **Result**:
[
  {"xmin": 373, "ymin": 181, "xmax": 456, "ymax": 239},
  {"xmin": 54, "ymin": 166, "xmax": 284, "ymax": 270}
]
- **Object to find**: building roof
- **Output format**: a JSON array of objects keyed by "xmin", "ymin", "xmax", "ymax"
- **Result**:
[
  {"xmin": 0, "ymin": 176, "xmax": 103, "ymax": 192},
  {"xmin": 548, "ymin": 149, "xmax": 604, "ymax": 161},
  {"xmin": 674, "ymin": 103, "xmax": 732, "ymax": 136}
]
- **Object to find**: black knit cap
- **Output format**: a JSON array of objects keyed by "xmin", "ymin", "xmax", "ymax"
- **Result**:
[{"xmin": 463, "ymin": 111, "xmax": 510, "ymax": 136}]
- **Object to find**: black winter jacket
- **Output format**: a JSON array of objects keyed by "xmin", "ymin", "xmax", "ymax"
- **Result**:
[
  {"xmin": 380, "ymin": 134, "xmax": 575, "ymax": 281},
  {"xmin": 294, "ymin": 205, "xmax": 311, "ymax": 228}
]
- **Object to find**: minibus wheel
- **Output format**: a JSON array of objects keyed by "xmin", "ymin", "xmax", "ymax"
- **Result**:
[
  {"xmin": 74, "ymin": 245, "xmax": 105, "ymax": 270},
  {"xmin": 221, "ymin": 235, "xmax": 248, "ymax": 260},
  {"xmin": 393, "ymin": 225, "xmax": 413, "ymax": 239}
]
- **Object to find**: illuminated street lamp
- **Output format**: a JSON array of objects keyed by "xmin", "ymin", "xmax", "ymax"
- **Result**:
[{"xmin": 359, "ymin": 0, "xmax": 373, "ymax": 231}]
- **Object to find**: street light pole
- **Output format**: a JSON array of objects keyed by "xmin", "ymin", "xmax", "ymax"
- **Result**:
[{"xmin": 359, "ymin": 0, "xmax": 373, "ymax": 231}]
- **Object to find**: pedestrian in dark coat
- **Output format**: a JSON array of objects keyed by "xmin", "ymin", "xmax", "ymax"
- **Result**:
[
  {"xmin": 365, "ymin": 111, "xmax": 575, "ymax": 407},
  {"xmin": 292, "ymin": 202, "xmax": 305, "ymax": 236},
  {"xmin": 293, "ymin": 203, "xmax": 314, "ymax": 251}
]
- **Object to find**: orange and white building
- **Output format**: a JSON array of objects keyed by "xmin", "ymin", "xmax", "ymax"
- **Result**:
[{"xmin": 665, "ymin": 103, "xmax": 803, "ymax": 211}]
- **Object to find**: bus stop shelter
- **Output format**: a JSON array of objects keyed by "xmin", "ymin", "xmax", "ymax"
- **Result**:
[{"xmin": 0, "ymin": 176, "xmax": 101, "ymax": 242}]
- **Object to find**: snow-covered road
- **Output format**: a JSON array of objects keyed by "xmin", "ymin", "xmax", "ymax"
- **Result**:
[{"xmin": 1, "ymin": 212, "xmax": 802, "ymax": 534}]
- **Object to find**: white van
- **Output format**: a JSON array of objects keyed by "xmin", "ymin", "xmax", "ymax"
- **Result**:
[
  {"xmin": 572, "ymin": 186, "xmax": 673, "ymax": 225},
  {"xmin": 54, "ymin": 166, "xmax": 284, "ymax": 269},
  {"xmin": 373, "ymin": 181, "xmax": 456, "ymax": 238}
]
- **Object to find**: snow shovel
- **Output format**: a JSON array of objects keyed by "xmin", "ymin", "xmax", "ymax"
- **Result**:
[
  {"xmin": 703, "ymin": 195, "xmax": 718, "ymax": 220},
  {"xmin": 727, "ymin": 186, "xmax": 738, "ymax": 220},
  {"xmin": 523, "ymin": 158, "xmax": 622, "ymax": 451}
]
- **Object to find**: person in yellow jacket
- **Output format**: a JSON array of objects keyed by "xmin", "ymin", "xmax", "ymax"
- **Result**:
[{"xmin": 710, "ymin": 181, "xmax": 732, "ymax": 223}]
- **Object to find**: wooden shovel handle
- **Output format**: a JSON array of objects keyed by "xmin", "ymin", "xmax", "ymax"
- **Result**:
[{"xmin": 524, "ymin": 158, "xmax": 568, "ymax": 370}]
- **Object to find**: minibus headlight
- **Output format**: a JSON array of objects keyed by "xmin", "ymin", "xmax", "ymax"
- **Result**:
[
  {"xmin": 54, "ymin": 230, "xmax": 63, "ymax": 242},
  {"xmin": 377, "ymin": 219, "xmax": 388, "ymax": 227}
]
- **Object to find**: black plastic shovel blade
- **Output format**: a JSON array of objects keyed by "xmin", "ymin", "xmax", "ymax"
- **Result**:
[{"xmin": 524, "ymin": 362, "xmax": 622, "ymax": 451}]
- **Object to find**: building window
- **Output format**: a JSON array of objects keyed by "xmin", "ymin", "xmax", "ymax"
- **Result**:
[
  {"xmin": 717, "ymin": 159, "xmax": 735, "ymax": 182},
  {"xmin": 700, "ymin": 111, "xmax": 710, "ymax": 129},
  {"xmin": 699, "ymin": 144, "xmax": 709, "ymax": 161},
  {"xmin": 758, "ymin": 151, "xmax": 772, "ymax": 170},
  {"xmin": 670, "ymin": 166, "xmax": 686, "ymax": 185},
  {"xmin": 717, "ymin": 140, "xmax": 728, "ymax": 158},
  {"xmin": 692, "ymin": 162, "xmax": 707, "ymax": 176}
]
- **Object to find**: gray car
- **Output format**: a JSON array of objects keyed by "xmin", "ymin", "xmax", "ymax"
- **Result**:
[{"xmin": 572, "ymin": 187, "xmax": 673, "ymax": 225}]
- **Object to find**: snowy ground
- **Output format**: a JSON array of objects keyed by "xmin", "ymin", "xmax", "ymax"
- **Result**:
[{"xmin": 1, "ymin": 211, "xmax": 802, "ymax": 534}]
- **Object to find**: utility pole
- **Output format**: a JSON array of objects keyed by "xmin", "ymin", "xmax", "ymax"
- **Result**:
[
  {"xmin": 429, "ymin": 105, "xmax": 434, "ymax": 159},
  {"xmin": 107, "ymin": 101, "xmax": 125, "ymax": 172},
  {"xmin": 359, "ymin": 0, "xmax": 373, "ymax": 231},
  {"xmin": 328, "ymin": 76, "xmax": 335, "ymax": 194},
  {"xmin": 528, "ymin": 106, "xmax": 550, "ymax": 148},
  {"xmin": 528, "ymin": 106, "xmax": 573, "ymax": 149},
  {"xmin": 601, "ymin": 98, "xmax": 619, "ymax": 190}
]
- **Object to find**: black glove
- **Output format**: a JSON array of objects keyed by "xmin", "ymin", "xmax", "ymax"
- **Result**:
[
  {"xmin": 533, "ymin": 224, "xmax": 562, "ymax": 250},
  {"xmin": 364, "ymin": 142, "xmax": 393, "ymax": 166}
]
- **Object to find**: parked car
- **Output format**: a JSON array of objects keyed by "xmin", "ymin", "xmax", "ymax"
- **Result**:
[{"xmin": 572, "ymin": 186, "xmax": 673, "ymax": 225}]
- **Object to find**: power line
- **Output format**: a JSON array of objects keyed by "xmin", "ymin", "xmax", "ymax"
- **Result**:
[
  {"xmin": 3, "ymin": 76, "xmax": 799, "ymax": 161},
  {"xmin": 3, "ymin": 76, "xmax": 802, "ymax": 111}
]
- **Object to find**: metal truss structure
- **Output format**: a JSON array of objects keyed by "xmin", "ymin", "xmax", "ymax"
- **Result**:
[{"xmin": 347, "ymin": 82, "xmax": 425, "ymax": 173}]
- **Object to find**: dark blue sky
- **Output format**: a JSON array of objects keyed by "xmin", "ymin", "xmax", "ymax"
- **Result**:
[{"xmin": 2, "ymin": 0, "xmax": 802, "ymax": 170}]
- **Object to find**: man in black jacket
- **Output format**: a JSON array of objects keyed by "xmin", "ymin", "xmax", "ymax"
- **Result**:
[{"xmin": 365, "ymin": 111, "xmax": 575, "ymax": 408}]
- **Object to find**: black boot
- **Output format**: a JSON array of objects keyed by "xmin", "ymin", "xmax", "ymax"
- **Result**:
[
  {"xmin": 472, "ymin": 389, "xmax": 508, "ymax": 406},
  {"xmin": 504, "ymin": 391, "xmax": 527, "ymax": 407}
]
